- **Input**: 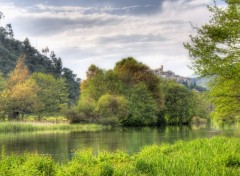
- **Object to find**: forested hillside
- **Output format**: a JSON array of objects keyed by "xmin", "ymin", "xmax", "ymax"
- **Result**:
[{"xmin": 0, "ymin": 24, "xmax": 80, "ymax": 104}]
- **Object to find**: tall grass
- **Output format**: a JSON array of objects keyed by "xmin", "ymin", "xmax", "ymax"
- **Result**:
[
  {"xmin": 0, "ymin": 137, "xmax": 239, "ymax": 175},
  {"xmin": 0, "ymin": 122, "xmax": 110, "ymax": 133}
]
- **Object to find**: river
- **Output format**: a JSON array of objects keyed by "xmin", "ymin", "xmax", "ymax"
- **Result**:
[{"xmin": 0, "ymin": 123, "xmax": 239, "ymax": 161}]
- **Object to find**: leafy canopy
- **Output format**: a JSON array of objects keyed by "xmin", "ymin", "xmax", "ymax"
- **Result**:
[{"xmin": 184, "ymin": 0, "xmax": 240, "ymax": 122}]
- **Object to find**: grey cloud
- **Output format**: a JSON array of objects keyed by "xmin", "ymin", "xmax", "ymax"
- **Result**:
[
  {"xmin": 97, "ymin": 34, "xmax": 167, "ymax": 45},
  {"xmin": 13, "ymin": 15, "xmax": 122, "ymax": 36},
  {"xmin": 28, "ymin": 5, "xmax": 160, "ymax": 16},
  {"xmin": 1, "ymin": 0, "xmax": 178, "ymax": 15}
]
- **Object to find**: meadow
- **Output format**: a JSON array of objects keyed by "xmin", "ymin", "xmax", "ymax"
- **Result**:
[{"xmin": 0, "ymin": 136, "xmax": 239, "ymax": 176}]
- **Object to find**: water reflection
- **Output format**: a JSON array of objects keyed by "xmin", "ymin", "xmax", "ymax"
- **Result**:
[{"xmin": 0, "ymin": 124, "xmax": 239, "ymax": 161}]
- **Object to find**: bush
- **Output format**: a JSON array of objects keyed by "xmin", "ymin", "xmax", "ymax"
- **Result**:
[{"xmin": 95, "ymin": 94, "xmax": 128, "ymax": 125}]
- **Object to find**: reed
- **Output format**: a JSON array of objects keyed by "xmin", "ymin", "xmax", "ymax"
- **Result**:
[{"xmin": 0, "ymin": 122, "xmax": 109, "ymax": 133}]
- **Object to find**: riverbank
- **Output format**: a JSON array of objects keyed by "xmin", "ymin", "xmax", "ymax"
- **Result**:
[
  {"xmin": 0, "ymin": 137, "xmax": 239, "ymax": 176},
  {"xmin": 0, "ymin": 122, "xmax": 110, "ymax": 133}
]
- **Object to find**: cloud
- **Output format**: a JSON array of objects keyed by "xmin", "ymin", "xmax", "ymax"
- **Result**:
[
  {"xmin": 0, "ymin": 0, "xmax": 212, "ymax": 79},
  {"xmin": 13, "ymin": 14, "xmax": 123, "ymax": 36}
]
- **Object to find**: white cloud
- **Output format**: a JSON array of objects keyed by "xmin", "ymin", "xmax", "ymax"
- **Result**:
[{"xmin": 0, "ymin": 0, "xmax": 212, "ymax": 79}]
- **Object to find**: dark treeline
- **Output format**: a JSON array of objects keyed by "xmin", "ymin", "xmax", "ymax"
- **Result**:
[
  {"xmin": 67, "ymin": 57, "xmax": 209, "ymax": 126},
  {"xmin": 0, "ymin": 24, "xmax": 80, "ymax": 105}
]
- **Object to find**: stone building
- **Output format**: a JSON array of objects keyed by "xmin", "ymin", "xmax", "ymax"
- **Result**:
[{"xmin": 151, "ymin": 65, "xmax": 194, "ymax": 86}]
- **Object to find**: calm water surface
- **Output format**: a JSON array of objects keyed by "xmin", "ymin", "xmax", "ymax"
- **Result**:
[{"xmin": 0, "ymin": 124, "xmax": 239, "ymax": 161}]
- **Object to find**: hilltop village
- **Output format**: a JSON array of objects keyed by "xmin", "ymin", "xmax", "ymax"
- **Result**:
[{"xmin": 151, "ymin": 65, "xmax": 194, "ymax": 86}]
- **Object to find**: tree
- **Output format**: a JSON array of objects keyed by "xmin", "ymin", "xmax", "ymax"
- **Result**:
[
  {"xmin": 76, "ymin": 95, "xmax": 97, "ymax": 122},
  {"xmin": 5, "ymin": 24, "xmax": 14, "ymax": 39},
  {"xmin": 50, "ymin": 51, "xmax": 62, "ymax": 77},
  {"xmin": 184, "ymin": 0, "xmax": 240, "ymax": 122},
  {"xmin": 81, "ymin": 66, "xmax": 124, "ymax": 101},
  {"xmin": 114, "ymin": 57, "xmax": 164, "ymax": 109},
  {"xmin": 123, "ymin": 83, "xmax": 159, "ymax": 126},
  {"xmin": 0, "ymin": 72, "xmax": 5, "ymax": 91},
  {"xmin": 209, "ymin": 77, "xmax": 240, "ymax": 122},
  {"xmin": 184, "ymin": 0, "xmax": 240, "ymax": 77},
  {"xmin": 0, "ymin": 55, "xmax": 39, "ymax": 119},
  {"xmin": 31, "ymin": 72, "xmax": 69, "ymax": 119},
  {"xmin": 95, "ymin": 94, "xmax": 128, "ymax": 125},
  {"xmin": 62, "ymin": 68, "xmax": 81, "ymax": 105},
  {"xmin": 161, "ymin": 81, "xmax": 197, "ymax": 124}
]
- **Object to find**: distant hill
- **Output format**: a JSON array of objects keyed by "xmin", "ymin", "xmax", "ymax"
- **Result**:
[{"xmin": 0, "ymin": 24, "xmax": 80, "ymax": 104}]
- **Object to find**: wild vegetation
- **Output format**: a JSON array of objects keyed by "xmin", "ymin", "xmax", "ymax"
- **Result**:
[
  {"xmin": 184, "ymin": 0, "xmax": 240, "ymax": 122},
  {"xmin": 1, "ymin": 0, "xmax": 239, "ymax": 125},
  {"xmin": 69, "ymin": 58, "xmax": 209, "ymax": 126},
  {"xmin": 0, "ymin": 122, "xmax": 108, "ymax": 133},
  {"xmin": 0, "ymin": 1, "xmax": 239, "ymax": 175},
  {"xmin": 0, "ymin": 51, "xmax": 209, "ymax": 126},
  {"xmin": 0, "ymin": 137, "xmax": 239, "ymax": 176},
  {"xmin": 0, "ymin": 24, "xmax": 80, "ymax": 105}
]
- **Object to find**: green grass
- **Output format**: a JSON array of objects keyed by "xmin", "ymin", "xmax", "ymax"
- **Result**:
[
  {"xmin": 0, "ymin": 122, "xmax": 110, "ymax": 133},
  {"xmin": 0, "ymin": 137, "xmax": 239, "ymax": 175}
]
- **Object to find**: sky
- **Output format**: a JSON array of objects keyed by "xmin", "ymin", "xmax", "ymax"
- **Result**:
[{"xmin": 0, "ymin": 0, "xmax": 224, "ymax": 79}]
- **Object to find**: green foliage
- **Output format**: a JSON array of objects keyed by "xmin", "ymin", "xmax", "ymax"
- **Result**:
[
  {"xmin": 0, "ymin": 153, "xmax": 55, "ymax": 176},
  {"xmin": 0, "ymin": 122, "xmax": 108, "ymax": 133},
  {"xmin": 31, "ymin": 72, "xmax": 69, "ymax": 119},
  {"xmin": 95, "ymin": 94, "xmax": 128, "ymax": 125},
  {"xmin": 81, "ymin": 68, "xmax": 124, "ymax": 102},
  {"xmin": 161, "ymin": 80, "xmax": 208, "ymax": 124},
  {"xmin": 0, "ymin": 25, "xmax": 80, "ymax": 104},
  {"xmin": 114, "ymin": 57, "xmax": 164, "ymax": 108},
  {"xmin": 76, "ymin": 96, "xmax": 97, "ymax": 122},
  {"xmin": 124, "ymin": 84, "xmax": 159, "ymax": 126},
  {"xmin": 0, "ymin": 72, "xmax": 5, "ymax": 91},
  {"xmin": 78, "ymin": 58, "xmax": 166, "ymax": 126},
  {"xmin": 0, "ymin": 56, "xmax": 39, "ymax": 119},
  {"xmin": 184, "ymin": 1, "xmax": 240, "ymax": 122},
  {"xmin": 184, "ymin": 0, "xmax": 240, "ymax": 77},
  {"xmin": 62, "ymin": 68, "xmax": 80, "ymax": 105},
  {"xmin": 0, "ymin": 137, "xmax": 239, "ymax": 175},
  {"xmin": 209, "ymin": 77, "xmax": 240, "ymax": 122},
  {"xmin": 192, "ymin": 91, "xmax": 210, "ymax": 120},
  {"xmin": 76, "ymin": 57, "xmax": 208, "ymax": 126}
]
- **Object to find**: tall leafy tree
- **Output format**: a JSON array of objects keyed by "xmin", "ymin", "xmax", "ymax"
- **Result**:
[
  {"xmin": 123, "ymin": 83, "xmax": 159, "ymax": 126},
  {"xmin": 114, "ymin": 57, "xmax": 164, "ymax": 109},
  {"xmin": 0, "ymin": 72, "xmax": 5, "ymax": 91},
  {"xmin": 62, "ymin": 68, "xmax": 81, "ymax": 105},
  {"xmin": 209, "ymin": 77, "xmax": 240, "ymax": 122},
  {"xmin": 161, "ymin": 81, "xmax": 197, "ymax": 124},
  {"xmin": 184, "ymin": 0, "xmax": 240, "ymax": 122},
  {"xmin": 0, "ymin": 24, "xmax": 80, "ymax": 104},
  {"xmin": 0, "ymin": 55, "xmax": 38, "ymax": 119},
  {"xmin": 184, "ymin": 0, "xmax": 240, "ymax": 77},
  {"xmin": 31, "ymin": 72, "xmax": 69, "ymax": 119}
]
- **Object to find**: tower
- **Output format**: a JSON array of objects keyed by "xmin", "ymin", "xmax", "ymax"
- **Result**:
[{"xmin": 160, "ymin": 65, "xmax": 163, "ymax": 73}]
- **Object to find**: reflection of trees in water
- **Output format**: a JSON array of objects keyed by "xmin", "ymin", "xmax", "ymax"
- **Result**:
[{"xmin": 0, "ymin": 125, "xmax": 239, "ymax": 161}]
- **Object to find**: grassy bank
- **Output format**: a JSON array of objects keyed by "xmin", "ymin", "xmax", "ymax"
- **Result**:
[
  {"xmin": 0, "ymin": 122, "xmax": 110, "ymax": 133},
  {"xmin": 0, "ymin": 137, "xmax": 239, "ymax": 176}
]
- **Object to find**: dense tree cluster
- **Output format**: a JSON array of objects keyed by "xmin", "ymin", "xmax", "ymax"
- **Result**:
[
  {"xmin": 184, "ymin": 0, "xmax": 240, "ymax": 122},
  {"xmin": 0, "ymin": 24, "xmax": 80, "ymax": 104},
  {"xmin": 0, "ymin": 56, "xmax": 69, "ymax": 120},
  {"xmin": 69, "ymin": 57, "xmax": 208, "ymax": 126}
]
